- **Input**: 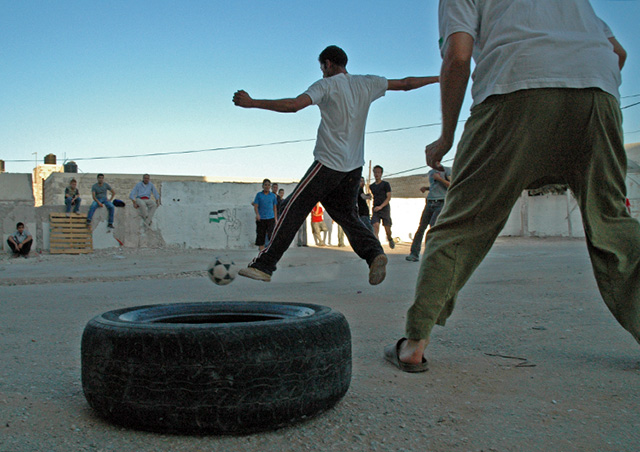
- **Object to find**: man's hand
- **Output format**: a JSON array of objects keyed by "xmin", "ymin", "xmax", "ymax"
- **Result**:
[
  {"xmin": 133, "ymin": 201, "xmax": 138, "ymax": 209},
  {"xmin": 255, "ymin": 213, "xmax": 261, "ymax": 221},
  {"xmin": 425, "ymin": 137, "xmax": 452, "ymax": 171},
  {"xmin": 373, "ymin": 206, "xmax": 381, "ymax": 212},
  {"xmin": 420, "ymin": 186, "xmax": 429, "ymax": 193},
  {"xmin": 98, "ymin": 202, "xmax": 104, "ymax": 208},
  {"xmin": 233, "ymin": 90, "xmax": 253, "ymax": 108},
  {"xmin": 361, "ymin": 193, "xmax": 372, "ymax": 200}
]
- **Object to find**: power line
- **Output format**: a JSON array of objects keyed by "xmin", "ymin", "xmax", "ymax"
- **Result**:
[
  {"xmin": 3, "ymin": 122, "xmax": 447, "ymax": 163},
  {"xmin": 621, "ymin": 100, "xmax": 640, "ymax": 110}
]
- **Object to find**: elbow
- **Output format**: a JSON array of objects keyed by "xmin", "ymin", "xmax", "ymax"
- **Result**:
[{"xmin": 617, "ymin": 49, "xmax": 627, "ymax": 70}]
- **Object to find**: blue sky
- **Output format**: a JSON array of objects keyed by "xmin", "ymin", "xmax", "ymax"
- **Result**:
[{"xmin": 2, "ymin": 0, "xmax": 639, "ymax": 180}]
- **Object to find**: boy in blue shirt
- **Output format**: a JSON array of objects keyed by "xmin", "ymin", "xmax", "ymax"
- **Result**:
[{"xmin": 252, "ymin": 179, "xmax": 278, "ymax": 251}]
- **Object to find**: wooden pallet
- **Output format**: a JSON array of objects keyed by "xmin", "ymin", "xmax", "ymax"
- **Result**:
[{"xmin": 49, "ymin": 213, "xmax": 93, "ymax": 254}]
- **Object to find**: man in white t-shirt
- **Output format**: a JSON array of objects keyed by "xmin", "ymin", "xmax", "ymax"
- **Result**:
[
  {"xmin": 233, "ymin": 45, "xmax": 438, "ymax": 284},
  {"xmin": 385, "ymin": 0, "xmax": 639, "ymax": 373}
]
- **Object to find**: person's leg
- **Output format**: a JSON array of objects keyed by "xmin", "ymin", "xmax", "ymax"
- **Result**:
[
  {"xmin": 256, "ymin": 220, "xmax": 267, "ymax": 250},
  {"xmin": 65, "ymin": 197, "xmax": 72, "ymax": 213},
  {"xmin": 104, "ymin": 201, "xmax": 115, "ymax": 225},
  {"xmin": 384, "ymin": 222, "xmax": 394, "ymax": 248},
  {"xmin": 137, "ymin": 200, "xmax": 149, "ymax": 222},
  {"xmin": 408, "ymin": 203, "xmax": 431, "ymax": 258},
  {"xmin": 371, "ymin": 213, "xmax": 381, "ymax": 238},
  {"xmin": 311, "ymin": 222, "xmax": 321, "ymax": 245},
  {"xmin": 145, "ymin": 199, "xmax": 158, "ymax": 224},
  {"xmin": 7, "ymin": 239, "xmax": 19, "ymax": 255},
  {"xmin": 337, "ymin": 225, "xmax": 345, "ymax": 246},
  {"xmin": 247, "ymin": 162, "xmax": 340, "ymax": 275},
  {"xmin": 87, "ymin": 201, "xmax": 99, "ymax": 222},
  {"xmin": 319, "ymin": 222, "xmax": 327, "ymax": 245},
  {"xmin": 20, "ymin": 240, "xmax": 32, "ymax": 256},
  {"xmin": 321, "ymin": 167, "xmax": 384, "ymax": 266},
  {"xmin": 401, "ymin": 89, "xmax": 567, "ymax": 364},
  {"xmin": 73, "ymin": 197, "xmax": 81, "ymax": 213},
  {"xmin": 565, "ymin": 90, "xmax": 640, "ymax": 344}
]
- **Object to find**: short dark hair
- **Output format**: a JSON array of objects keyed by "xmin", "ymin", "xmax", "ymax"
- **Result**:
[
  {"xmin": 319, "ymin": 45, "xmax": 348, "ymax": 68},
  {"xmin": 262, "ymin": 178, "xmax": 271, "ymax": 184},
  {"xmin": 70, "ymin": 178, "xmax": 77, "ymax": 183},
  {"xmin": 16, "ymin": 222, "xmax": 24, "ymax": 229},
  {"xmin": 97, "ymin": 173, "xmax": 104, "ymax": 178},
  {"xmin": 373, "ymin": 165, "xmax": 383, "ymax": 173}
]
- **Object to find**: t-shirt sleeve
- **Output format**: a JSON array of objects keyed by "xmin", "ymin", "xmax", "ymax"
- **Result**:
[
  {"xmin": 304, "ymin": 79, "xmax": 328, "ymax": 105},
  {"xmin": 597, "ymin": 18, "xmax": 614, "ymax": 39},
  {"xmin": 364, "ymin": 75, "xmax": 388, "ymax": 102},
  {"xmin": 385, "ymin": 181, "xmax": 392, "ymax": 194},
  {"xmin": 253, "ymin": 193, "xmax": 260, "ymax": 205},
  {"xmin": 438, "ymin": 0, "xmax": 478, "ymax": 57}
]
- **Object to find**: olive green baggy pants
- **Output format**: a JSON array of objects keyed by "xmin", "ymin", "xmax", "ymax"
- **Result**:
[{"xmin": 406, "ymin": 88, "xmax": 640, "ymax": 345}]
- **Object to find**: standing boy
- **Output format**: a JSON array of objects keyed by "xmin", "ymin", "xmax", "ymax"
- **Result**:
[
  {"xmin": 253, "ymin": 179, "xmax": 278, "ymax": 251},
  {"xmin": 370, "ymin": 165, "xmax": 394, "ymax": 249}
]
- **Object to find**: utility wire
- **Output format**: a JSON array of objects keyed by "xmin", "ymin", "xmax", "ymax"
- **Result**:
[
  {"xmin": 3, "ymin": 122, "xmax": 447, "ymax": 163},
  {"xmin": 622, "ymin": 100, "xmax": 640, "ymax": 110}
]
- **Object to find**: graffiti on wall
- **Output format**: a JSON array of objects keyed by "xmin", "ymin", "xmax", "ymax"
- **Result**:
[{"xmin": 209, "ymin": 208, "xmax": 243, "ymax": 247}]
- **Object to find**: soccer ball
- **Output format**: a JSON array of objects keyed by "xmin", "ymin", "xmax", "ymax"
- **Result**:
[{"xmin": 207, "ymin": 257, "xmax": 238, "ymax": 286}]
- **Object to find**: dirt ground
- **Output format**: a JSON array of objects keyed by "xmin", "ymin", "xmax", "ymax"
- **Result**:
[{"xmin": 1, "ymin": 237, "xmax": 638, "ymax": 452}]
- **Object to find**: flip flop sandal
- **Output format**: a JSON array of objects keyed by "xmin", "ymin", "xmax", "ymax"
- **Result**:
[{"xmin": 384, "ymin": 338, "xmax": 429, "ymax": 373}]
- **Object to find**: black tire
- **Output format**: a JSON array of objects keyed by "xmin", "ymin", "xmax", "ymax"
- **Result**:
[{"xmin": 81, "ymin": 302, "xmax": 351, "ymax": 434}]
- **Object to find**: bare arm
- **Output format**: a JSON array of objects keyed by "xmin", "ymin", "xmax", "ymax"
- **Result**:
[
  {"xmin": 233, "ymin": 91, "xmax": 312, "ymax": 113},
  {"xmin": 374, "ymin": 192, "xmax": 392, "ymax": 211},
  {"xmin": 432, "ymin": 172, "xmax": 451, "ymax": 188},
  {"xmin": 252, "ymin": 203, "xmax": 260, "ymax": 221},
  {"xmin": 425, "ymin": 32, "xmax": 473, "ymax": 170},
  {"xmin": 608, "ymin": 37, "xmax": 627, "ymax": 70},
  {"xmin": 387, "ymin": 76, "xmax": 439, "ymax": 91}
]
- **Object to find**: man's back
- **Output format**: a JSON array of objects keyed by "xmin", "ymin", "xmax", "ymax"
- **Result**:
[
  {"xmin": 304, "ymin": 73, "xmax": 387, "ymax": 172},
  {"xmin": 439, "ymin": 0, "xmax": 621, "ymax": 106}
]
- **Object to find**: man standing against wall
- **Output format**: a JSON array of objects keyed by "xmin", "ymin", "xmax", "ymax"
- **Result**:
[
  {"xmin": 370, "ymin": 165, "xmax": 395, "ymax": 249},
  {"xmin": 385, "ymin": 0, "xmax": 638, "ymax": 373},
  {"xmin": 252, "ymin": 179, "xmax": 278, "ymax": 251},
  {"xmin": 406, "ymin": 166, "xmax": 451, "ymax": 261}
]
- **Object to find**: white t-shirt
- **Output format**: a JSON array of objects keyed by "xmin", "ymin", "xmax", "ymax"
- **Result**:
[
  {"xmin": 438, "ymin": 0, "xmax": 621, "ymax": 108},
  {"xmin": 304, "ymin": 73, "xmax": 387, "ymax": 172}
]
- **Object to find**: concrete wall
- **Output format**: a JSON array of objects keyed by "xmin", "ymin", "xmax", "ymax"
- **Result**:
[
  {"xmin": 3, "ymin": 172, "xmax": 640, "ymax": 253},
  {"xmin": 155, "ymin": 181, "xmax": 298, "ymax": 249},
  {"xmin": 43, "ymin": 172, "xmax": 209, "ymax": 207}
]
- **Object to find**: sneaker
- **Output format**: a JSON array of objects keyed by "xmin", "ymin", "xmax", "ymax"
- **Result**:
[
  {"xmin": 369, "ymin": 254, "xmax": 388, "ymax": 285},
  {"xmin": 238, "ymin": 266, "xmax": 272, "ymax": 282},
  {"xmin": 405, "ymin": 255, "xmax": 419, "ymax": 262},
  {"xmin": 107, "ymin": 223, "xmax": 114, "ymax": 229},
  {"xmin": 388, "ymin": 238, "xmax": 395, "ymax": 249}
]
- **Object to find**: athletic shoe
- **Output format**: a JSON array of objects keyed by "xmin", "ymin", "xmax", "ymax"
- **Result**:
[
  {"xmin": 388, "ymin": 237, "xmax": 395, "ymax": 249},
  {"xmin": 405, "ymin": 255, "xmax": 419, "ymax": 262},
  {"xmin": 369, "ymin": 254, "xmax": 388, "ymax": 285},
  {"xmin": 107, "ymin": 223, "xmax": 114, "ymax": 229},
  {"xmin": 238, "ymin": 266, "xmax": 271, "ymax": 282}
]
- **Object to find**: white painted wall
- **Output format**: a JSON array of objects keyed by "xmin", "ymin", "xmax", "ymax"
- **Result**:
[
  {"xmin": 4, "ymin": 173, "xmax": 639, "ymax": 253},
  {"xmin": 155, "ymin": 181, "xmax": 298, "ymax": 249}
]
